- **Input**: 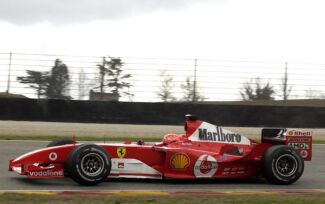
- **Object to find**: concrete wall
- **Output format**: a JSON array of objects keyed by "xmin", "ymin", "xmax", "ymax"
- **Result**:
[{"xmin": 0, "ymin": 98, "xmax": 324, "ymax": 127}]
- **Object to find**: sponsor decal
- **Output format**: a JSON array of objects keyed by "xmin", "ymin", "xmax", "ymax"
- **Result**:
[
  {"xmin": 222, "ymin": 167, "xmax": 245, "ymax": 175},
  {"xmin": 287, "ymin": 138, "xmax": 311, "ymax": 143},
  {"xmin": 188, "ymin": 122, "xmax": 250, "ymax": 145},
  {"xmin": 300, "ymin": 150, "xmax": 308, "ymax": 158},
  {"xmin": 288, "ymin": 130, "xmax": 312, "ymax": 136},
  {"xmin": 110, "ymin": 158, "xmax": 163, "ymax": 178},
  {"xmin": 29, "ymin": 170, "xmax": 63, "ymax": 177},
  {"xmin": 198, "ymin": 128, "xmax": 242, "ymax": 143},
  {"xmin": 276, "ymin": 129, "xmax": 287, "ymax": 137},
  {"xmin": 49, "ymin": 152, "xmax": 58, "ymax": 161},
  {"xmin": 288, "ymin": 143, "xmax": 310, "ymax": 149},
  {"xmin": 194, "ymin": 155, "xmax": 218, "ymax": 178},
  {"xmin": 286, "ymin": 135, "xmax": 312, "ymax": 161},
  {"xmin": 170, "ymin": 153, "xmax": 190, "ymax": 170},
  {"xmin": 117, "ymin": 147, "xmax": 126, "ymax": 158},
  {"xmin": 218, "ymin": 155, "xmax": 230, "ymax": 162},
  {"xmin": 118, "ymin": 162, "xmax": 124, "ymax": 168}
]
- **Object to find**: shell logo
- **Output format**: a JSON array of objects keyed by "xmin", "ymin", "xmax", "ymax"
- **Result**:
[
  {"xmin": 170, "ymin": 153, "xmax": 190, "ymax": 170},
  {"xmin": 288, "ymin": 131, "xmax": 293, "ymax": 136}
]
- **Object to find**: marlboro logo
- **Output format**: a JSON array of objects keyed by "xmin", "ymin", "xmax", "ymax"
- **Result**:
[{"xmin": 198, "ymin": 128, "xmax": 242, "ymax": 143}]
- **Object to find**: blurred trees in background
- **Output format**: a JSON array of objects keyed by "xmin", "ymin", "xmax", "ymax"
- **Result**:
[
  {"xmin": 240, "ymin": 78, "xmax": 275, "ymax": 100},
  {"xmin": 92, "ymin": 57, "xmax": 132, "ymax": 101},
  {"xmin": 157, "ymin": 70, "xmax": 176, "ymax": 102},
  {"xmin": 46, "ymin": 59, "xmax": 71, "ymax": 99},
  {"xmin": 17, "ymin": 59, "xmax": 71, "ymax": 99},
  {"xmin": 157, "ymin": 74, "xmax": 205, "ymax": 102},
  {"xmin": 78, "ymin": 68, "xmax": 88, "ymax": 100},
  {"xmin": 17, "ymin": 70, "xmax": 48, "ymax": 99},
  {"xmin": 181, "ymin": 76, "xmax": 204, "ymax": 102},
  {"xmin": 17, "ymin": 57, "xmax": 133, "ymax": 101},
  {"xmin": 16, "ymin": 56, "xmax": 305, "ymax": 102},
  {"xmin": 97, "ymin": 57, "xmax": 107, "ymax": 94},
  {"xmin": 106, "ymin": 58, "xmax": 132, "ymax": 98}
]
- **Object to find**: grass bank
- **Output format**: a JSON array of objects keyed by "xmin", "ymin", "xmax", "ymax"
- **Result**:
[{"xmin": 0, "ymin": 192, "xmax": 325, "ymax": 204}]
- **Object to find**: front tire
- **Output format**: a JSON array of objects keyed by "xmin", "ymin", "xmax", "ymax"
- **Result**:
[
  {"xmin": 66, "ymin": 144, "xmax": 111, "ymax": 186},
  {"xmin": 262, "ymin": 145, "xmax": 304, "ymax": 185}
]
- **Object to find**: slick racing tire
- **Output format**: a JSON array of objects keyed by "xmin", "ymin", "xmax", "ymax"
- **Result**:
[
  {"xmin": 66, "ymin": 144, "xmax": 111, "ymax": 186},
  {"xmin": 262, "ymin": 145, "xmax": 304, "ymax": 185},
  {"xmin": 47, "ymin": 139, "xmax": 74, "ymax": 147}
]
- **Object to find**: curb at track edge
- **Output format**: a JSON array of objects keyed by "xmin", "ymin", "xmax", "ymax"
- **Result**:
[{"xmin": 0, "ymin": 189, "xmax": 325, "ymax": 196}]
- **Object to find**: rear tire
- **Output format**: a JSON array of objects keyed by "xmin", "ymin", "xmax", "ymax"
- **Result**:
[
  {"xmin": 262, "ymin": 145, "xmax": 304, "ymax": 185},
  {"xmin": 66, "ymin": 144, "xmax": 111, "ymax": 186}
]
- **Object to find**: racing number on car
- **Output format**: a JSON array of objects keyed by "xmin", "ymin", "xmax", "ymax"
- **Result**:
[{"xmin": 117, "ymin": 147, "xmax": 126, "ymax": 158}]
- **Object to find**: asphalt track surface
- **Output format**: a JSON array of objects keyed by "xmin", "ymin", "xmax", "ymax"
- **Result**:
[{"xmin": 1, "ymin": 141, "xmax": 324, "ymax": 190}]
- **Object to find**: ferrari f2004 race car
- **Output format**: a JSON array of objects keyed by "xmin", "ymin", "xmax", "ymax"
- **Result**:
[{"xmin": 9, "ymin": 115, "xmax": 312, "ymax": 185}]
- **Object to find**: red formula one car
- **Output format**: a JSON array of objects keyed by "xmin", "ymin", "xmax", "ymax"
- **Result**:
[{"xmin": 9, "ymin": 115, "xmax": 312, "ymax": 186}]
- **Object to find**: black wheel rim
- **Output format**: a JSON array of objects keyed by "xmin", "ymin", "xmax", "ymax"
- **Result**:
[
  {"xmin": 80, "ymin": 153, "xmax": 104, "ymax": 177},
  {"xmin": 275, "ymin": 154, "xmax": 298, "ymax": 177}
]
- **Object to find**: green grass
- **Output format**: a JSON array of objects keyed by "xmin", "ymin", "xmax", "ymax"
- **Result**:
[
  {"xmin": 1, "ymin": 192, "xmax": 325, "ymax": 204},
  {"xmin": 0, "ymin": 135, "xmax": 324, "ymax": 144},
  {"xmin": 313, "ymin": 139, "xmax": 325, "ymax": 144}
]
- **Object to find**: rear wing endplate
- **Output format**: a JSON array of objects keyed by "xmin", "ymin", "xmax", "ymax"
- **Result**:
[{"xmin": 262, "ymin": 129, "xmax": 312, "ymax": 161}]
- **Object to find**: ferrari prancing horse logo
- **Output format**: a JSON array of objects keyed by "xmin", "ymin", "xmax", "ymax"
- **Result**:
[{"xmin": 117, "ymin": 147, "xmax": 126, "ymax": 158}]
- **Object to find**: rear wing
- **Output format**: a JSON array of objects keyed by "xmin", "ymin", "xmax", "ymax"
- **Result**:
[{"xmin": 262, "ymin": 129, "xmax": 312, "ymax": 161}]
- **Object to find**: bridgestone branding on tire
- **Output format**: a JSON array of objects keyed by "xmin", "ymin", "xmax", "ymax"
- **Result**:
[
  {"xmin": 262, "ymin": 145, "xmax": 304, "ymax": 185},
  {"xmin": 66, "ymin": 144, "xmax": 111, "ymax": 186}
]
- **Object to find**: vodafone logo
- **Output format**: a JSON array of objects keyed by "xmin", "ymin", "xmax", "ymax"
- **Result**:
[
  {"xmin": 300, "ymin": 150, "xmax": 308, "ymax": 158},
  {"xmin": 49, "ymin": 152, "xmax": 58, "ymax": 161},
  {"xmin": 194, "ymin": 154, "xmax": 218, "ymax": 178},
  {"xmin": 29, "ymin": 170, "xmax": 63, "ymax": 177}
]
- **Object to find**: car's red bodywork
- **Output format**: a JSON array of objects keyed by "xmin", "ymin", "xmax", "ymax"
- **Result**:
[{"xmin": 9, "ymin": 116, "xmax": 312, "ymax": 181}]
